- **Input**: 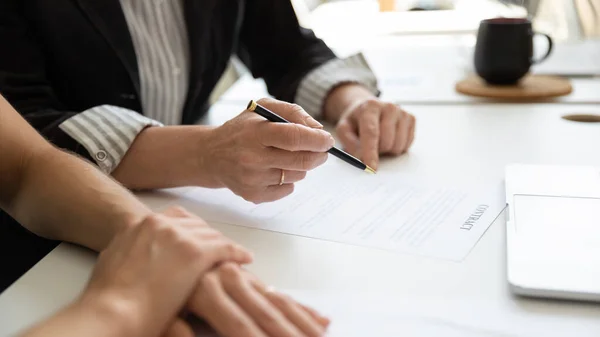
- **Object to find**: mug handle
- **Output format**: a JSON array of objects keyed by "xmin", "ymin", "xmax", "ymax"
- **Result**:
[{"xmin": 531, "ymin": 32, "xmax": 553, "ymax": 64}]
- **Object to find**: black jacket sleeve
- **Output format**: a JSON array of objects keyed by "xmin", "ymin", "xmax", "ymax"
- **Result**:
[
  {"xmin": 0, "ymin": 0, "xmax": 93, "ymax": 161},
  {"xmin": 237, "ymin": 0, "xmax": 337, "ymax": 102}
]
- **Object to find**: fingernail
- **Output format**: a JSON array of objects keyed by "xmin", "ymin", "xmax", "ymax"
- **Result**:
[
  {"xmin": 307, "ymin": 117, "xmax": 324, "ymax": 129},
  {"xmin": 318, "ymin": 130, "xmax": 335, "ymax": 149},
  {"xmin": 370, "ymin": 159, "xmax": 378, "ymax": 170}
]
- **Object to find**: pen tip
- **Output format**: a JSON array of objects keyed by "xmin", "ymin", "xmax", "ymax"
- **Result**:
[
  {"xmin": 247, "ymin": 100, "xmax": 257, "ymax": 112},
  {"xmin": 365, "ymin": 166, "xmax": 377, "ymax": 174}
]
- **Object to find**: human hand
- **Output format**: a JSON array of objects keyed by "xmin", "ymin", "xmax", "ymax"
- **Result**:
[
  {"xmin": 324, "ymin": 84, "xmax": 416, "ymax": 170},
  {"xmin": 187, "ymin": 263, "xmax": 330, "ymax": 337},
  {"xmin": 202, "ymin": 98, "xmax": 335, "ymax": 204},
  {"xmin": 79, "ymin": 206, "xmax": 253, "ymax": 337}
]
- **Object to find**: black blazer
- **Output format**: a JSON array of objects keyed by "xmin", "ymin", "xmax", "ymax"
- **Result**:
[{"xmin": 0, "ymin": 0, "xmax": 336, "ymax": 162}]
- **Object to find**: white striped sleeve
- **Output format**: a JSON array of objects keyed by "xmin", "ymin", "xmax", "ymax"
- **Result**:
[
  {"xmin": 295, "ymin": 53, "xmax": 380, "ymax": 119},
  {"xmin": 59, "ymin": 105, "xmax": 163, "ymax": 173}
]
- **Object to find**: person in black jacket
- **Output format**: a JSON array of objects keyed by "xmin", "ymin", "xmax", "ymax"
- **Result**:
[{"xmin": 0, "ymin": 0, "xmax": 415, "ymax": 203}]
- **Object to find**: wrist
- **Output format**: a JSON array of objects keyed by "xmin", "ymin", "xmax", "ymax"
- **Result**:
[
  {"xmin": 192, "ymin": 125, "xmax": 225, "ymax": 188},
  {"xmin": 323, "ymin": 83, "xmax": 378, "ymax": 123},
  {"xmin": 74, "ymin": 292, "xmax": 143, "ymax": 336}
]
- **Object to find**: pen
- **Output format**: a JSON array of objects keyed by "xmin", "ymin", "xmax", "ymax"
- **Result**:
[{"xmin": 247, "ymin": 100, "xmax": 376, "ymax": 174}]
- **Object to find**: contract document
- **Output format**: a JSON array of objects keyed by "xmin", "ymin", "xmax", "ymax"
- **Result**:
[{"xmin": 180, "ymin": 160, "xmax": 504, "ymax": 261}]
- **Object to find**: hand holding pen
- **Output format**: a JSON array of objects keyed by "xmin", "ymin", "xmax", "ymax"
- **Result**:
[
  {"xmin": 248, "ymin": 100, "xmax": 376, "ymax": 174},
  {"xmin": 199, "ymin": 98, "xmax": 336, "ymax": 204}
]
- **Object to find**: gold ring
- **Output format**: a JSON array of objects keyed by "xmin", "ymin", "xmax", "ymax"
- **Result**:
[{"xmin": 279, "ymin": 170, "xmax": 285, "ymax": 186}]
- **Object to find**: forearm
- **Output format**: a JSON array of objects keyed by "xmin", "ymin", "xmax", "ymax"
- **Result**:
[
  {"xmin": 10, "ymin": 147, "xmax": 152, "ymax": 252},
  {"xmin": 112, "ymin": 125, "xmax": 222, "ymax": 190},
  {"xmin": 22, "ymin": 298, "xmax": 134, "ymax": 337}
]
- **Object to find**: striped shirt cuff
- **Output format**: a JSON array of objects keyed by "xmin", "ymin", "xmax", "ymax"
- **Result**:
[
  {"xmin": 295, "ymin": 53, "xmax": 380, "ymax": 118},
  {"xmin": 59, "ymin": 105, "xmax": 163, "ymax": 173}
]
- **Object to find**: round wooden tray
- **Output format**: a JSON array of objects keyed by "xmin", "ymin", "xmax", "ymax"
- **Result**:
[{"xmin": 456, "ymin": 75, "xmax": 573, "ymax": 100}]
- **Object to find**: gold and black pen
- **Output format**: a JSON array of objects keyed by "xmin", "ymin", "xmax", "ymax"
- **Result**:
[{"xmin": 247, "ymin": 100, "xmax": 376, "ymax": 174}]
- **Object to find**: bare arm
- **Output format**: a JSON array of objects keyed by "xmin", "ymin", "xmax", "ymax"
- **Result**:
[{"xmin": 0, "ymin": 95, "xmax": 151, "ymax": 251}]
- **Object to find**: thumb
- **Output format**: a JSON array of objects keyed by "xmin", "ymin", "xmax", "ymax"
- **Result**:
[{"xmin": 256, "ymin": 98, "xmax": 323, "ymax": 129}]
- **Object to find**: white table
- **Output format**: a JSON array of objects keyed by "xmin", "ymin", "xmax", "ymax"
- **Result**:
[
  {"xmin": 222, "ymin": 36, "xmax": 600, "ymax": 105},
  {"xmin": 2, "ymin": 102, "xmax": 600, "ymax": 336}
]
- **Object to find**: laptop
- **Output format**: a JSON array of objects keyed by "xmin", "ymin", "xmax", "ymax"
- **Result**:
[{"xmin": 505, "ymin": 164, "xmax": 600, "ymax": 302}]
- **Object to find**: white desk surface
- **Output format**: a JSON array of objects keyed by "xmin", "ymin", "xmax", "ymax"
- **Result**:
[{"xmin": 2, "ymin": 102, "xmax": 600, "ymax": 335}]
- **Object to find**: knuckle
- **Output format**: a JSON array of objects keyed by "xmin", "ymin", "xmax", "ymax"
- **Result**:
[
  {"xmin": 142, "ymin": 214, "xmax": 164, "ymax": 230},
  {"xmin": 287, "ymin": 124, "xmax": 302, "ymax": 151},
  {"xmin": 289, "ymin": 103, "xmax": 304, "ymax": 114},
  {"xmin": 300, "ymin": 153, "xmax": 326, "ymax": 170},
  {"xmin": 363, "ymin": 121, "xmax": 379, "ymax": 134},
  {"xmin": 256, "ymin": 97, "xmax": 273, "ymax": 106},
  {"xmin": 408, "ymin": 113, "xmax": 416, "ymax": 124},
  {"xmin": 224, "ymin": 242, "xmax": 238, "ymax": 256},
  {"xmin": 383, "ymin": 102, "xmax": 399, "ymax": 114},
  {"xmin": 241, "ymin": 190, "xmax": 263, "ymax": 204},
  {"xmin": 200, "ymin": 272, "xmax": 220, "ymax": 290},
  {"xmin": 181, "ymin": 238, "xmax": 204, "ymax": 258},
  {"xmin": 362, "ymin": 98, "xmax": 380, "ymax": 109},
  {"xmin": 281, "ymin": 184, "xmax": 295, "ymax": 198},
  {"xmin": 219, "ymin": 262, "xmax": 241, "ymax": 279},
  {"xmin": 295, "ymin": 153, "xmax": 311, "ymax": 170}
]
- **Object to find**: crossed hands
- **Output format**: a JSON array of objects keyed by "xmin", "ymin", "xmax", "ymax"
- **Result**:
[{"xmin": 80, "ymin": 206, "xmax": 329, "ymax": 337}]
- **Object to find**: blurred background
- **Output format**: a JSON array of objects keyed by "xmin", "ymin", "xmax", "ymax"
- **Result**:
[{"xmin": 210, "ymin": 0, "xmax": 599, "ymax": 103}]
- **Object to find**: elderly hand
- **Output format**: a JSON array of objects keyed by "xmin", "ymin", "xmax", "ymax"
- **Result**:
[
  {"xmin": 324, "ymin": 84, "xmax": 416, "ymax": 170},
  {"xmin": 202, "ymin": 98, "xmax": 334, "ymax": 204}
]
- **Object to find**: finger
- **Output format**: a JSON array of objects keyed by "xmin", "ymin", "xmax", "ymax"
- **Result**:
[
  {"xmin": 379, "ymin": 104, "xmax": 400, "ymax": 154},
  {"xmin": 246, "ymin": 277, "xmax": 330, "ymax": 329},
  {"xmin": 263, "ymin": 291, "xmax": 325, "ymax": 337},
  {"xmin": 266, "ymin": 169, "xmax": 306, "ymax": 186},
  {"xmin": 202, "ymin": 240, "xmax": 254, "ymax": 266},
  {"xmin": 298, "ymin": 303, "xmax": 331, "ymax": 328},
  {"xmin": 336, "ymin": 118, "xmax": 360, "ymax": 156},
  {"xmin": 189, "ymin": 227, "xmax": 224, "ymax": 240},
  {"xmin": 263, "ymin": 148, "xmax": 328, "ymax": 171},
  {"xmin": 391, "ymin": 112, "xmax": 413, "ymax": 155},
  {"xmin": 190, "ymin": 274, "xmax": 267, "ymax": 337},
  {"xmin": 161, "ymin": 206, "xmax": 199, "ymax": 219},
  {"xmin": 161, "ymin": 318, "xmax": 195, "ymax": 337},
  {"xmin": 220, "ymin": 264, "xmax": 303, "ymax": 337},
  {"xmin": 358, "ymin": 107, "xmax": 382, "ymax": 170},
  {"xmin": 256, "ymin": 98, "xmax": 323, "ymax": 129},
  {"xmin": 406, "ymin": 114, "xmax": 416, "ymax": 150},
  {"xmin": 257, "ymin": 122, "xmax": 334, "ymax": 153}
]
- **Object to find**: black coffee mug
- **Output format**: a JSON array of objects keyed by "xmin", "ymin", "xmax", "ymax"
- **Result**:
[{"xmin": 474, "ymin": 18, "xmax": 553, "ymax": 85}]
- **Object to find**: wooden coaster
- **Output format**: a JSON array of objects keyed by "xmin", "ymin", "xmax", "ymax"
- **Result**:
[{"xmin": 456, "ymin": 74, "xmax": 573, "ymax": 100}]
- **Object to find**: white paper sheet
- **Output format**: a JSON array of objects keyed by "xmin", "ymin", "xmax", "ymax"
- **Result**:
[{"xmin": 179, "ymin": 160, "xmax": 504, "ymax": 261}]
